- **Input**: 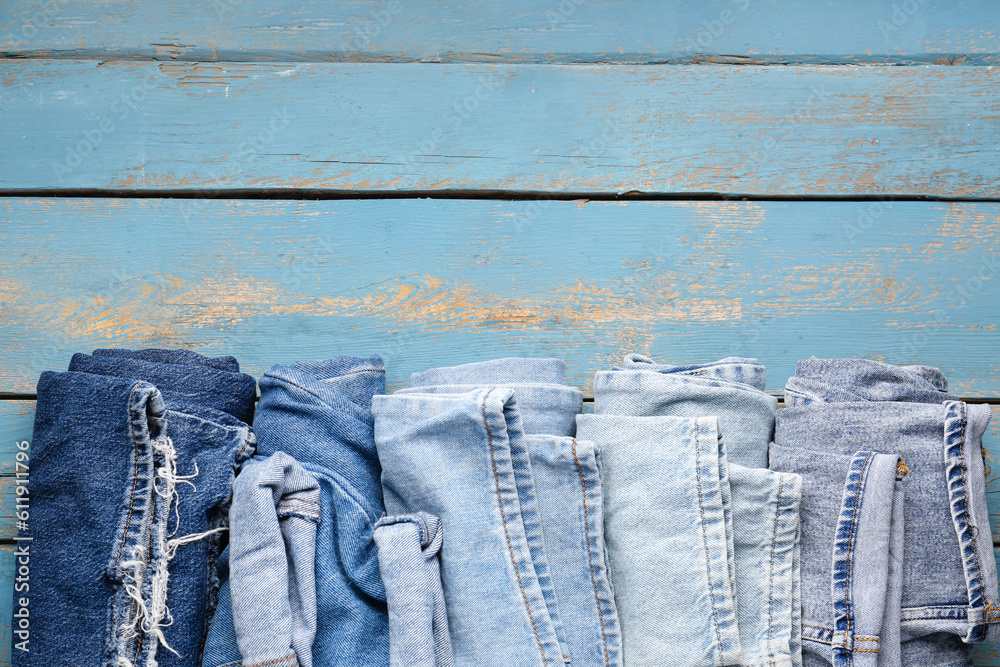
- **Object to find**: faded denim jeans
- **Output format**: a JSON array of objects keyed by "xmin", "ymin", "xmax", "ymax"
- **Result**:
[
  {"xmin": 14, "ymin": 349, "xmax": 256, "ymax": 667},
  {"xmin": 771, "ymin": 358, "xmax": 998, "ymax": 667},
  {"xmin": 202, "ymin": 452, "xmax": 321, "ymax": 667},
  {"xmin": 374, "ymin": 513, "xmax": 453, "ymax": 667},
  {"xmin": 204, "ymin": 356, "xmax": 391, "ymax": 667},
  {"xmin": 375, "ymin": 358, "xmax": 622, "ymax": 667},
  {"xmin": 577, "ymin": 355, "xmax": 802, "ymax": 667}
]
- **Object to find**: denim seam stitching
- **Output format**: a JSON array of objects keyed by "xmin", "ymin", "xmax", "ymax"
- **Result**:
[
  {"xmin": 843, "ymin": 452, "xmax": 873, "ymax": 656},
  {"xmin": 844, "ymin": 454, "xmax": 871, "ymax": 645},
  {"xmin": 571, "ymin": 438, "xmax": 611, "ymax": 667},
  {"xmin": 116, "ymin": 383, "xmax": 144, "ymax": 568},
  {"xmin": 481, "ymin": 387, "xmax": 549, "ymax": 666},
  {"xmin": 834, "ymin": 450, "xmax": 874, "ymax": 665},
  {"xmin": 236, "ymin": 429, "xmax": 254, "ymax": 461},
  {"xmin": 244, "ymin": 654, "xmax": 299, "ymax": 667},
  {"xmin": 692, "ymin": 423, "xmax": 725, "ymax": 662},
  {"xmin": 767, "ymin": 476, "xmax": 785, "ymax": 665},
  {"xmin": 957, "ymin": 403, "xmax": 988, "ymax": 611}
]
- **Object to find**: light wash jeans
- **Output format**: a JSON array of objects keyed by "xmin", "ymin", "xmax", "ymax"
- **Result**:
[
  {"xmin": 374, "ymin": 513, "xmax": 453, "ymax": 667},
  {"xmin": 203, "ymin": 452, "xmax": 321, "ymax": 667},
  {"xmin": 375, "ymin": 358, "xmax": 621, "ymax": 667},
  {"xmin": 771, "ymin": 358, "xmax": 998, "ymax": 667},
  {"xmin": 578, "ymin": 356, "xmax": 802, "ymax": 667}
]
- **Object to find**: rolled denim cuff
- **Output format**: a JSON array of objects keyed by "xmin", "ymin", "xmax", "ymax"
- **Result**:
[
  {"xmin": 829, "ymin": 452, "xmax": 905, "ymax": 667},
  {"xmin": 251, "ymin": 357, "xmax": 390, "ymax": 666},
  {"xmin": 374, "ymin": 513, "xmax": 454, "ymax": 667},
  {"xmin": 576, "ymin": 414, "xmax": 742, "ymax": 667},
  {"xmin": 229, "ymin": 452, "xmax": 321, "ymax": 667}
]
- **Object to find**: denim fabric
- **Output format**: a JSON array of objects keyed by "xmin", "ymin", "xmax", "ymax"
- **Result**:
[
  {"xmin": 15, "ymin": 349, "xmax": 256, "ymax": 667},
  {"xmin": 202, "ymin": 452, "xmax": 321, "ymax": 667},
  {"xmin": 386, "ymin": 359, "xmax": 621, "ymax": 666},
  {"xmin": 583, "ymin": 356, "xmax": 802, "ymax": 667},
  {"xmin": 771, "ymin": 358, "xmax": 998, "ymax": 667},
  {"xmin": 375, "ymin": 387, "xmax": 562, "ymax": 667},
  {"xmin": 374, "ymin": 513, "xmax": 453, "ymax": 667},
  {"xmin": 206, "ymin": 356, "xmax": 390, "ymax": 667},
  {"xmin": 575, "ymin": 414, "xmax": 743, "ymax": 666},
  {"xmin": 606, "ymin": 355, "xmax": 775, "ymax": 469}
]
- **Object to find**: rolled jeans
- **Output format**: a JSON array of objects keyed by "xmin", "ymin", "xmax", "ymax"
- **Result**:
[
  {"xmin": 771, "ymin": 358, "xmax": 999, "ymax": 667},
  {"xmin": 579, "ymin": 356, "xmax": 802, "ymax": 667},
  {"xmin": 374, "ymin": 513, "xmax": 453, "ymax": 667},
  {"xmin": 204, "ymin": 356, "xmax": 391, "ymax": 667},
  {"xmin": 203, "ymin": 452, "xmax": 321, "ymax": 667},
  {"xmin": 14, "ymin": 349, "xmax": 256, "ymax": 667},
  {"xmin": 375, "ymin": 358, "xmax": 622, "ymax": 667}
]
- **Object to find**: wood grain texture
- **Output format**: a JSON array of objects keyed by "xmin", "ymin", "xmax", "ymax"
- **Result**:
[
  {"xmin": 2, "ymin": 61, "xmax": 999, "ymax": 197},
  {"xmin": 1, "ymin": 197, "xmax": 998, "ymax": 394},
  {"xmin": 0, "ymin": 544, "xmax": 17, "ymax": 666},
  {"xmin": 1, "ymin": 1, "xmax": 997, "ymax": 65}
]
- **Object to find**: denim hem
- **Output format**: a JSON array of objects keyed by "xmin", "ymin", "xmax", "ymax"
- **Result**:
[
  {"xmin": 764, "ymin": 472, "xmax": 803, "ymax": 667},
  {"xmin": 693, "ymin": 417, "xmax": 742, "ymax": 666},
  {"xmin": 943, "ymin": 400, "xmax": 1000, "ymax": 643},
  {"xmin": 107, "ymin": 381, "xmax": 171, "ymax": 667},
  {"xmin": 573, "ymin": 437, "xmax": 623, "ymax": 667},
  {"xmin": 480, "ymin": 388, "xmax": 565, "ymax": 667},
  {"xmin": 494, "ymin": 391, "xmax": 571, "ymax": 659},
  {"xmin": 831, "ymin": 451, "xmax": 902, "ymax": 667}
]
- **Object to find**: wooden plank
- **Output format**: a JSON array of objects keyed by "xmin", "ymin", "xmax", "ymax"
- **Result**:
[
  {"xmin": 1, "ymin": 1, "xmax": 998, "ymax": 65},
  {"xmin": 0, "ymin": 543, "xmax": 17, "ymax": 666},
  {"xmin": 1, "ymin": 197, "xmax": 998, "ymax": 395},
  {"xmin": 2, "ymin": 61, "xmax": 999, "ymax": 197},
  {"xmin": 0, "ymin": 403, "xmax": 34, "ymax": 544}
]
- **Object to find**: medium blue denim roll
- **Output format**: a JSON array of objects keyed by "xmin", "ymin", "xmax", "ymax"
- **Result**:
[
  {"xmin": 203, "ymin": 452, "xmax": 321, "ymax": 667},
  {"xmin": 581, "ymin": 356, "xmax": 802, "ymax": 667},
  {"xmin": 771, "ymin": 358, "xmax": 999, "ymax": 667},
  {"xmin": 15, "ymin": 349, "xmax": 256, "ymax": 667},
  {"xmin": 374, "ymin": 513, "xmax": 453, "ymax": 667},
  {"xmin": 377, "ymin": 358, "xmax": 621, "ymax": 667},
  {"xmin": 205, "ymin": 356, "xmax": 390, "ymax": 667}
]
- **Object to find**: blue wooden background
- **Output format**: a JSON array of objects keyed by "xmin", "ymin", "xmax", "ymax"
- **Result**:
[{"xmin": 1, "ymin": 1, "xmax": 999, "ymax": 664}]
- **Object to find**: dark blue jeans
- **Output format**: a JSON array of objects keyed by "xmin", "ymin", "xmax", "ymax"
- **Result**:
[{"xmin": 14, "ymin": 349, "xmax": 257, "ymax": 667}]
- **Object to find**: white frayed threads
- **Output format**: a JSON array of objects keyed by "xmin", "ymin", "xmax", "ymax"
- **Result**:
[{"xmin": 113, "ymin": 436, "xmax": 227, "ymax": 666}]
